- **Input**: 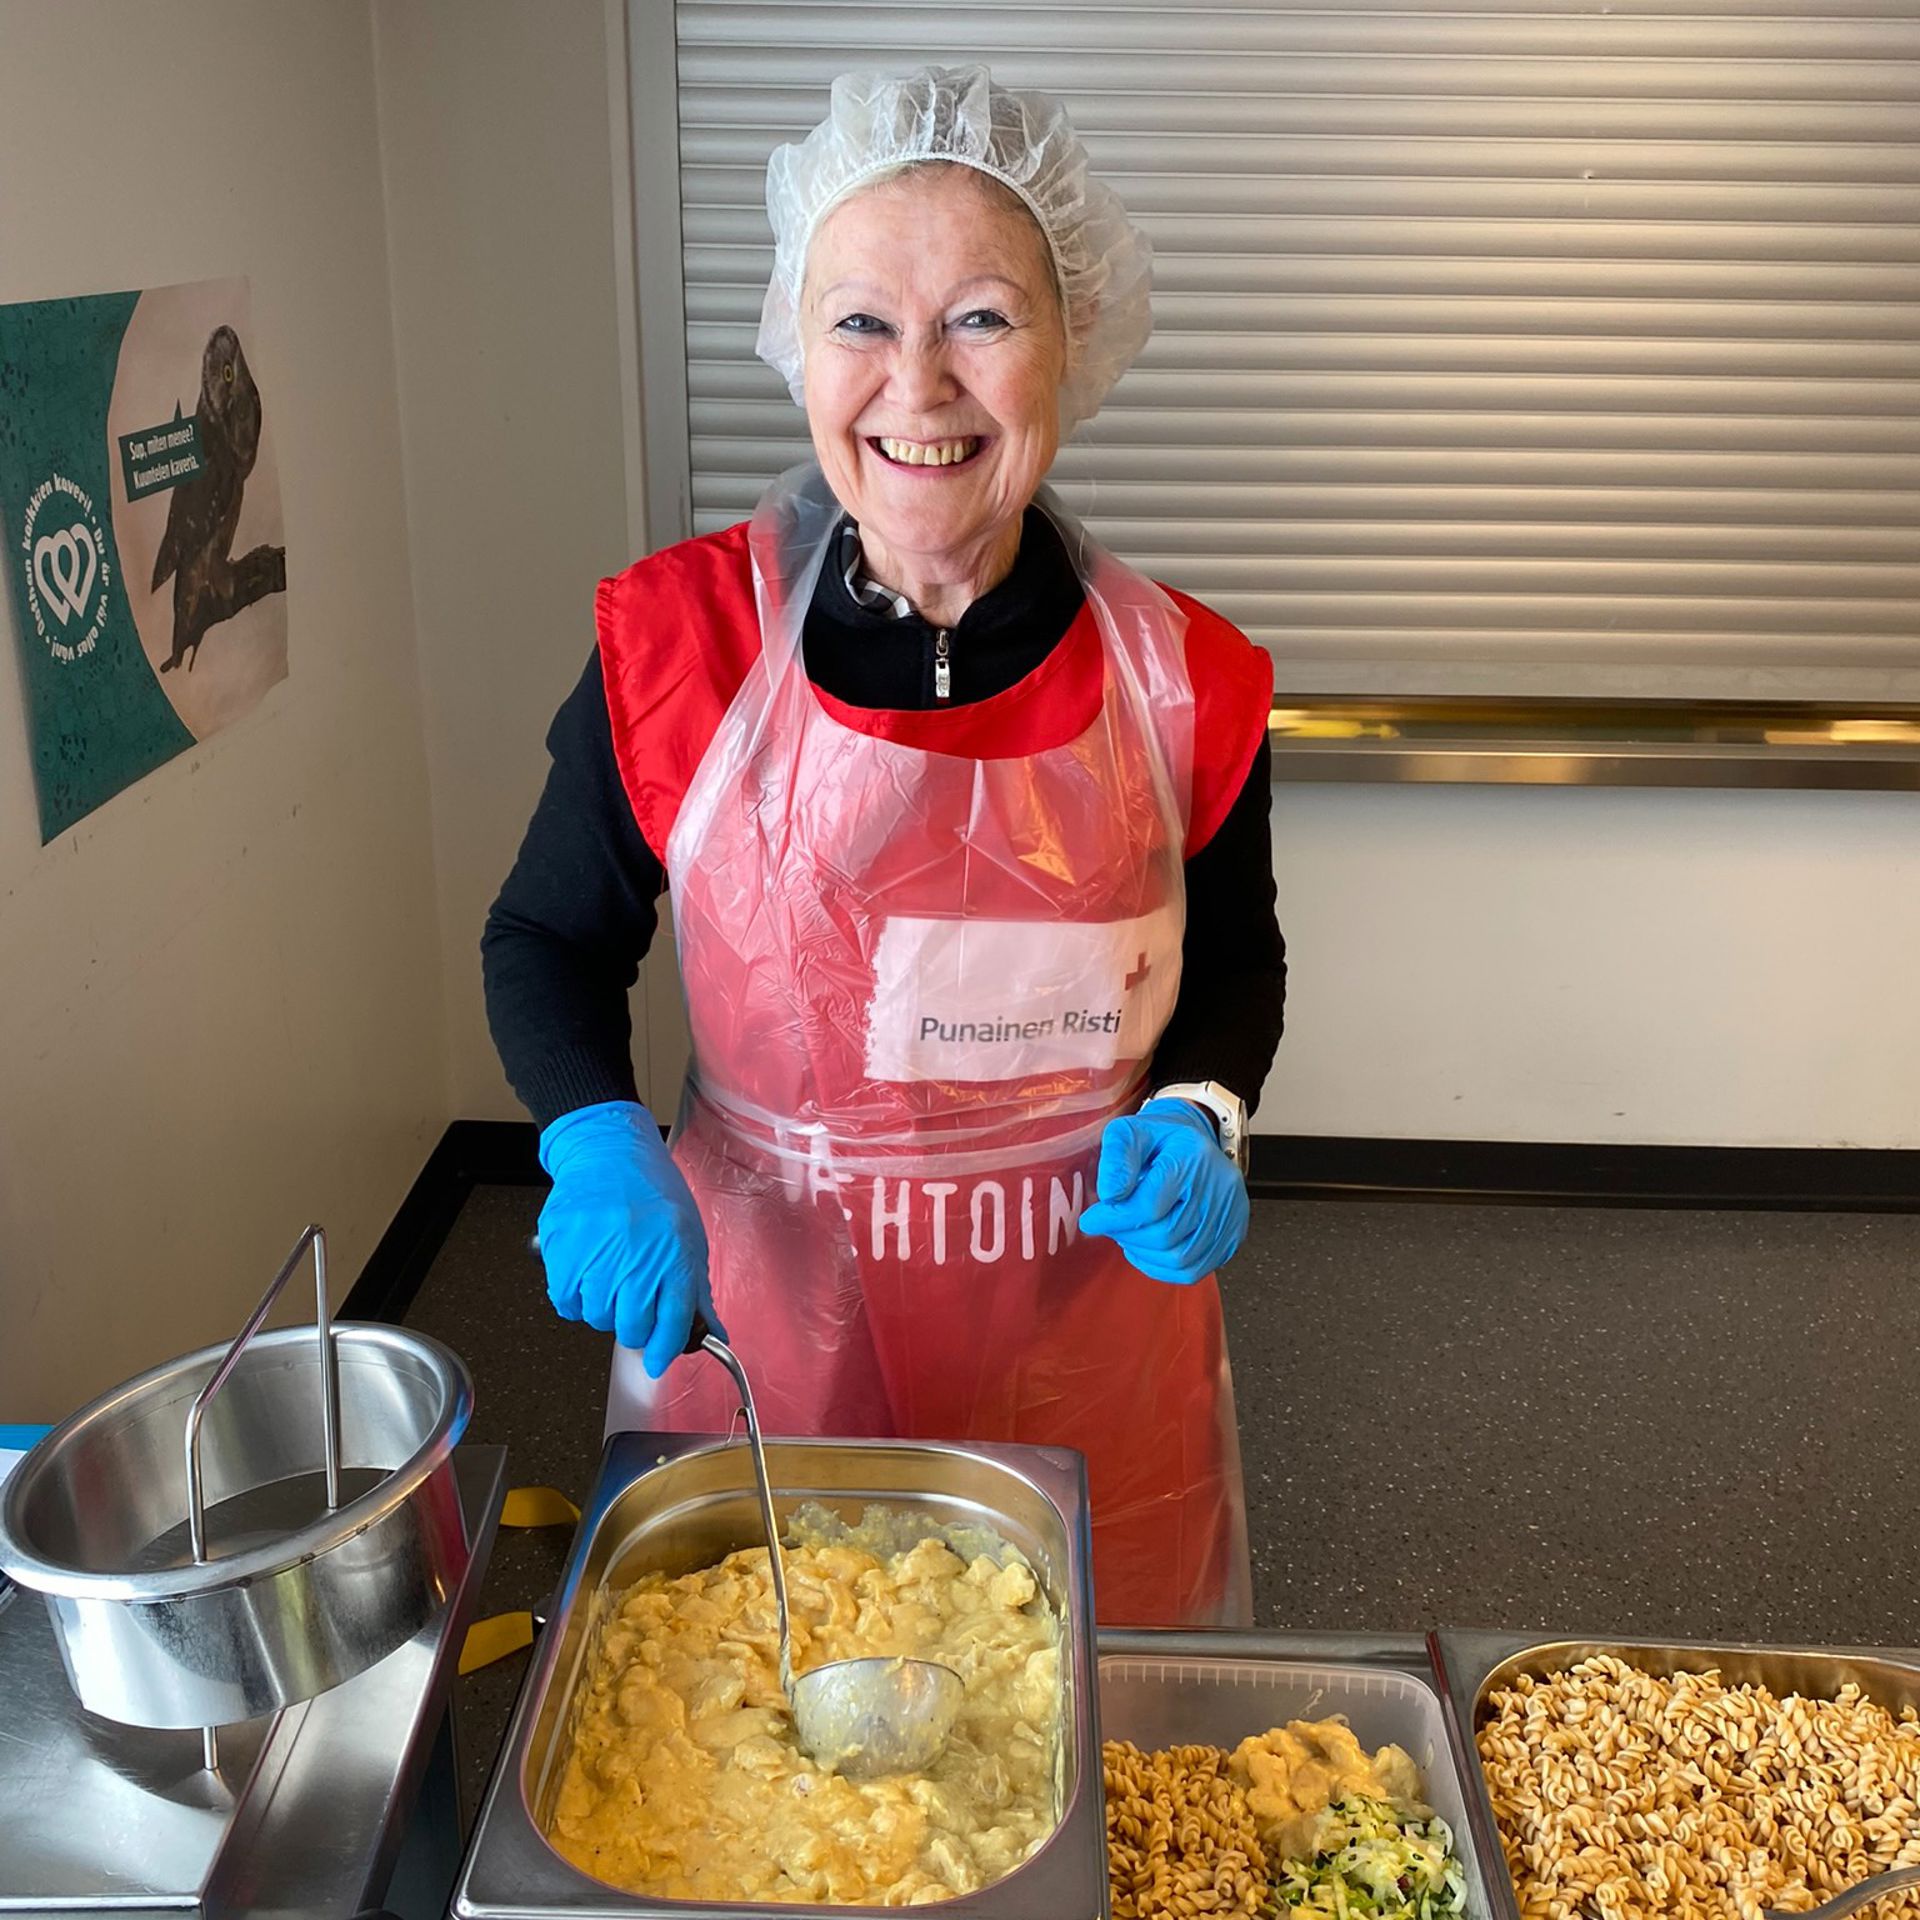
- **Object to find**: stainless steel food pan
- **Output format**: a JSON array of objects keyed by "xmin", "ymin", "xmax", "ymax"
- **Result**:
[
  {"xmin": 1430, "ymin": 1629, "xmax": 1920, "ymax": 1920},
  {"xmin": 1101, "ymin": 1628, "xmax": 1495, "ymax": 1920},
  {"xmin": 0, "ymin": 1320, "xmax": 473, "ymax": 1727},
  {"xmin": 454, "ymin": 1430, "xmax": 1106, "ymax": 1920}
]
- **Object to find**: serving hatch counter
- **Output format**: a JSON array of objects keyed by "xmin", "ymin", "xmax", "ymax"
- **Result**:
[{"xmin": 450, "ymin": 1431, "xmax": 1920, "ymax": 1920}]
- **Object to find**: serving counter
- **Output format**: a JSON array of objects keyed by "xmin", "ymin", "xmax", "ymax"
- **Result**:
[
  {"xmin": 8, "ymin": 1416, "xmax": 1914, "ymax": 1920},
  {"xmin": 446, "ymin": 1433, "xmax": 1920, "ymax": 1920}
]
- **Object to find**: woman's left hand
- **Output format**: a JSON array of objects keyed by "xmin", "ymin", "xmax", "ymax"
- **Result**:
[{"xmin": 1079, "ymin": 1098, "xmax": 1251, "ymax": 1285}]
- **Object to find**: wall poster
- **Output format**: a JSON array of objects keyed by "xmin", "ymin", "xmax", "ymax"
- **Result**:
[{"xmin": 0, "ymin": 276, "xmax": 288, "ymax": 840}]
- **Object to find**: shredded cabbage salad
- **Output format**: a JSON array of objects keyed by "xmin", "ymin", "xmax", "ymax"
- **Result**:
[{"xmin": 1268, "ymin": 1794, "xmax": 1468, "ymax": 1919}]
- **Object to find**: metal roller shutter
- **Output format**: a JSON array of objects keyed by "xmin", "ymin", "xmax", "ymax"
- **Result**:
[{"xmin": 668, "ymin": 1, "xmax": 1920, "ymax": 699}]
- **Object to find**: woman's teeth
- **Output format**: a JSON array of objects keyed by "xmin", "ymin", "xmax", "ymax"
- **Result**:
[{"xmin": 874, "ymin": 436, "xmax": 981, "ymax": 467}]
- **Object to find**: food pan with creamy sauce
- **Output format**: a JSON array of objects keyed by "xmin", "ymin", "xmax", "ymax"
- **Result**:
[
  {"xmin": 452, "ymin": 1431, "xmax": 1105, "ymax": 1920},
  {"xmin": 549, "ymin": 1510, "xmax": 1062, "ymax": 1902},
  {"xmin": 1432, "ymin": 1631, "xmax": 1920, "ymax": 1920}
]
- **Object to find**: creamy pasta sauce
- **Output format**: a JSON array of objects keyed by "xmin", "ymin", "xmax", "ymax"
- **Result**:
[
  {"xmin": 1230, "ymin": 1719, "xmax": 1425, "ymax": 1860},
  {"xmin": 549, "ymin": 1532, "xmax": 1062, "ymax": 1905}
]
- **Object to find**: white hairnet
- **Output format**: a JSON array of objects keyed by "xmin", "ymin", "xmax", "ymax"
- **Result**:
[{"xmin": 756, "ymin": 64, "xmax": 1153, "ymax": 433}]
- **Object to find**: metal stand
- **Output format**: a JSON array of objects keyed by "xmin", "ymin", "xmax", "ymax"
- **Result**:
[{"xmin": 182, "ymin": 1224, "xmax": 341, "ymax": 1770}]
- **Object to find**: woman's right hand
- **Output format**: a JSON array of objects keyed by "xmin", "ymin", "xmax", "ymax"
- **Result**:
[{"xmin": 535, "ymin": 1101, "xmax": 720, "ymax": 1379}]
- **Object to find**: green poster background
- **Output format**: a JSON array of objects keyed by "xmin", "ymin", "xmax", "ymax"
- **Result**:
[{"xmin": 1, "ymin": 292, "xmax": 197, "ymax": 839}]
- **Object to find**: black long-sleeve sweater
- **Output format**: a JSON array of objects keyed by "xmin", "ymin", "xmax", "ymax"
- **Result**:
[{"xmin": 483, "ymin": 510, "xmax": 1286, "ymax": 1131}]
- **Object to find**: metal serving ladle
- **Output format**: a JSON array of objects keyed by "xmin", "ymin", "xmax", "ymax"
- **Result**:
[
  {"xmin": 1582, "ymin": 1865, "xmax": 1920, "ymax": 1920},
  {"xmin": 1763, "ymin": 1865, "xmax": 1920, "ymax": 1919},
  {"xmin": 692, "ymin": 1323, "xmax": 965, "ymax": 1778}
]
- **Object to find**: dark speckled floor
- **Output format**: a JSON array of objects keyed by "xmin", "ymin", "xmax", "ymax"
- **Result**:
[{"xmin": 406, "ymin": 1185, "xmax": 1920, "ymax": 1825}]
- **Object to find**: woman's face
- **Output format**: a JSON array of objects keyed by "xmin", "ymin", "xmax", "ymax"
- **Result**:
[{"xmin": 801, "ymin": 166, "xmax": 1067, "ymax": 573}]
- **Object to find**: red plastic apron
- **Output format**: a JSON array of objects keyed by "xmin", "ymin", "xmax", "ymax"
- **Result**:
[{"xmin": 607, "ymin": 465, "xmax": 1252, "ymax": 1628}]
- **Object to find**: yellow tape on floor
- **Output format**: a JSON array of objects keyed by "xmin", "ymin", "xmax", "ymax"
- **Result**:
[
  {"xmin": 458, "ymin": 1485, "xmax": 580, "ymax": 1674},
  {"xmin": 500, "ymin": 1484, "xmax": 580, "ymax": 1528},
  {"xmin": 459, "ymin": 1610, "xmax": 533, "ymax": 1675}
]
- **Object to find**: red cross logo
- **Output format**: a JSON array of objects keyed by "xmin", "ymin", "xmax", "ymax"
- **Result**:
[{"xmin": 1124, "ymin": 951, "xmax": 1151, "ymax": 991}]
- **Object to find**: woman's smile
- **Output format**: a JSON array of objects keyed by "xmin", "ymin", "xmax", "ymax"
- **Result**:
[{"xmin": 867, "ymin": 434, "xmax": 988, "ymax": 471}]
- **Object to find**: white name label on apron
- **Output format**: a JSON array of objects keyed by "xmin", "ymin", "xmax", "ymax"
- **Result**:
[{"xmin": 865, "ymin": 906, "xmax": 1183, "ymax": 1083}]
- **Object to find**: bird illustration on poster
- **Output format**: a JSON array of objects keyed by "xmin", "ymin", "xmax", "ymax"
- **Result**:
[{"xmin": 150, "ymin": 325, "xmax": 286, "ymax": 675}]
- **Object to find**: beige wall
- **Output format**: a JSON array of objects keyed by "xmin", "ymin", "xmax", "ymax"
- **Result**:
[
  {"xmin": 371, "ymin": 0, "xmax": 645, "ymax": 1121},
  {"xmin": 1262, "ymin": 784, "xmax": 1920, "ymax": 1147},
  {"xmin": 0, "ymin": 1, "xmax": 448, "ymax": 1419}
]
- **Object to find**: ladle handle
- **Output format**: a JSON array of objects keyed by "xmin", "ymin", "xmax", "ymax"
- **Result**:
[{"xmin": 691, "ymin": 1325, "xmax": 796, "ymax": 1699}]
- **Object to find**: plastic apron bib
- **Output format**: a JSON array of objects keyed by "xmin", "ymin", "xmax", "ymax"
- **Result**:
[{"xmin": 608, "ymin": 464, "xmax": 1252, "ymax": 1628}]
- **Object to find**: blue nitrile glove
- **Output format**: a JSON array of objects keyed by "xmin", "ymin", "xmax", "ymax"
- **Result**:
[
  {"xmin": 536, "ymin": 1100, "xmax": 719, "ymax": 1379},
  {"xmin": 1079, "ymin": 1097, "xmax": 1251, "ymax": 1286}
]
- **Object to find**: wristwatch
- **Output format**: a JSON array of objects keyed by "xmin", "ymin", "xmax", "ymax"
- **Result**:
[{"xmin": 1150, "ymin": 1080, "xmax": 1249, "ymax": 1174}]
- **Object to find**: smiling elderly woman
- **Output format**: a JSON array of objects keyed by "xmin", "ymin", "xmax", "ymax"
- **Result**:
[{"xmin": 483, "ymin": 66, "xmax": 1286, "ymax": 1626}]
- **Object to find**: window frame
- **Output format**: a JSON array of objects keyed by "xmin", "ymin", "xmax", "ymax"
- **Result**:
[{"xmin": 611, "ymin": 0, "xmax": 1920, "ymax": 791}]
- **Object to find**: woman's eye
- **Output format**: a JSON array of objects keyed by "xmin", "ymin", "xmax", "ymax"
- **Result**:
[
  {"xmin": 954, "ymin": 309, "xmax": 1010, "ymax": 332},
  {"xmin": 834, "ymin": 313, "xmax": 890, "ymax": 337}
]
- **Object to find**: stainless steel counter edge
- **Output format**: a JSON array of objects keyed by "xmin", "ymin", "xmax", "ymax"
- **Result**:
[
  {"xmin": 1428, "ymin": 1627, "xmax": 1920, "ymax": 1920},
  {"xmin": 203, "ymin": 1443, "xmax": 508, "ymax": 1920},
  {"xmin": 1267, "ymin": 699, "xmax": 1920, "ymax": 790},
  {"xmin": 1099, "ymin": 1628, "xmax": 1432, "ymax": 1667}
]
